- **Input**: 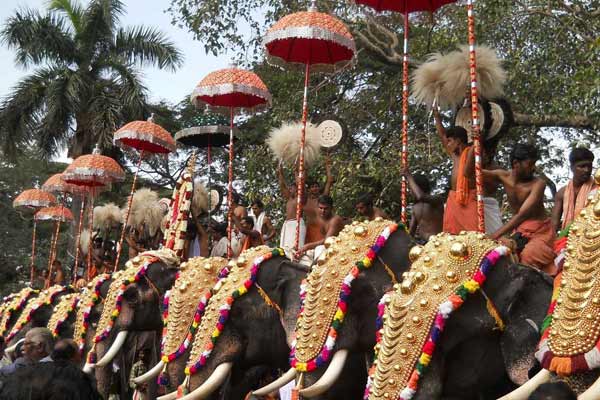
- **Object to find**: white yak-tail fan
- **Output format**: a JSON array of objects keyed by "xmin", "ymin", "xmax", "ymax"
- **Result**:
[{"xmin": 267, "ymin": 121, "xmax": 321, "ymax": 168}]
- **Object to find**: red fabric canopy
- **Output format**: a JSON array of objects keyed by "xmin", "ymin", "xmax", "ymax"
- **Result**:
[
  {"xmin": 355, "ymin": 0, "xmax": 456, "ymax": 13},
  {"xmin": 63, "ymin": 152, "xmax": 125, "ymax": 187},
  {"xmin": 35, "ymin": 206, "xmax": 74, "ymax": 222},
  {"xmin": 114, "ymin": 120, "xmax": 176, "ymax": 154}
]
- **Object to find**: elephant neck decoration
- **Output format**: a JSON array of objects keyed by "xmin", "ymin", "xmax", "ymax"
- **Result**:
[
  {"xmin": 181, "ymin": 246, "xmax": 284, "ymax": 389},
  {"xmin": 6, "ymin": 284, "xmax": 71, "ymax": 342},
  {"xmin": 0, "ymin": 287, "xmax": 38, "ymax": 336},
  {"xmin": 74, "ymin": 273, "xmax": 111, "ymax": 352},
  {"xmin": 162, "ymin": 170, "xmax": 194, "ymax": 258},
  {"xmin": 365, "ymin": 232, "xmax": 508, "ymax": 400},
  {"xmin": 156, "ymin": 256, "xmax": 227, "ymax": 385},
  {"xmin": 47, "ymin": 292, "xmax": 80, "ymax": 337},
  {"xmin": 291, "ymin": 218, "xmax": 401, "ymax": 372},
  {"xmin": 536, "ymin": 182, "xmax": 600, "ymax": 376}
]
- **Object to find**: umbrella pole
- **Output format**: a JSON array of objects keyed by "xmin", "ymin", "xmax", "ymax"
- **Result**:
[
  {"xmin": 295, "ymin": 62, "xmax": 311, "ymax": 253},
  {"xmin": 467, "ymin": 0, "xmax": 485, "ymax": 233},
  {"xmin": 227, "ymin": 107, "xmax": 235, "ymax": 258},
  {"xmin": 86, "ymin": 191, "xmax": 95, "ymax": 281},
  {"xmin": 30, "ymin": 219, "xmax": 37, "ymax": 286},
  {"xmin": 400, "ymin": 8, "xmax": 410, "ymax": 226},
  {"xmin": 47, "ymin": 220, "xmax": 61, "ymax": 288},
  {"xmin": 73, "ymin": 194, "xmax": 86, "ymax": 285},
  {"xmin": 114, "ymin": 152, "xmax": 144, "ymax": 272},
  {"xmin": 207, "ymin": 133, "xmax": 212, "ymax": 250}
]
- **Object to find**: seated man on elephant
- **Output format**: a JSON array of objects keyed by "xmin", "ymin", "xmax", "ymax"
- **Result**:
[
  {"xmin": 295, "ymin": 194, "xmax": 344, "ymax": 261},
  {"xmin": 355, "ymin": 193, "xmax": 388, "ymax": 221},
  {"xmin": 551, "ymin": 147, "xmax": 597, "ymax": 232},
  {"xmin": 403, "ymin": 167, "xmax": 444, "ymax": 243},
  {"xmin": 231, "ymin": 215, "xmax": 265, "ymax": 252},
  {"xmin": 483, "ymin": 143, "xmax": 556, "ymax": 275},
  {"xmin": 278, "ymin": 163, "xmax": 307, "ymax": 251}
]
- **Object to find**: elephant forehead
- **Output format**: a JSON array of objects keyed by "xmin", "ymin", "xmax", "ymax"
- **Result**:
[
  {"xmin": 294, "ymin": 219, "xmax": 397, "ymax": 365},
  {"xmin": 546, "ymin": 190, "xmax": 600, "ymax": 360},
  {"xmin": 367, "ymin": 232, "xmax": 496, "ymax": 400},
  {"xmin": 161, "ymin": 256, "xmax": 226, "ymax": 358},
  {"xmin": 47, "ymin": 293, "xmax": 79, "ymax": 336}
]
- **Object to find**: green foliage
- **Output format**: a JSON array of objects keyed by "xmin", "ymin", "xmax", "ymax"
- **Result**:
[{"xmin": 0, "ymin": 0, "xmax": 183, "ymax": 159}]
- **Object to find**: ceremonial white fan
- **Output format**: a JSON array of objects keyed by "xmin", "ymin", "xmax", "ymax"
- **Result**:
[{"xmin": 318, "ymin": 120, "xmax": 343, "ymax": 148}]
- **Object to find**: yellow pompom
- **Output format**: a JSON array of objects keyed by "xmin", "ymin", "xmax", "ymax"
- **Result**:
[{"xmin": 464, "ymin": 280, "xmax": 480, "ymax": 293}]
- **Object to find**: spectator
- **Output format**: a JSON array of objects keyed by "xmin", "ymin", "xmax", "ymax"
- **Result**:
[{"xmin": 528, "ymin": 382, "xmax": 576, "ymax": 400}]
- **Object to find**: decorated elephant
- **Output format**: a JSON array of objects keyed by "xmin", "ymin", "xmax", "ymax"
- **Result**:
[
  {"xmin": 363, "ymin": 231, "xmax": 553, "ymax": 400},
  {"xmin": 0, "ymin": 287, "xmax": 39, "ymax": 340},
  {"xmin": 499, "ymin": 171, "xmax": 600, "ymax": 399},
  {"xmin": 158, "ymin": 246, "xmax": 310, "ymax": 400}
]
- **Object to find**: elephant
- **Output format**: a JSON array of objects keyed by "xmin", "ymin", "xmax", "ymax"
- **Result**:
[
  {"xmin": 88, "ymin": 250, "xmax": 179, "ymax": 399},
  {"xmin": 0, "ymin": 287, "xmax": 39, "ymax": 340},
  {"xmin": 46, "ymin": 292, "xmax": 81, "ymax": 339}
]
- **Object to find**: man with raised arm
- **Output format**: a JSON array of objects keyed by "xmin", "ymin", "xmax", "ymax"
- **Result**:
[
  {"xmin": 277, "ymin": 163, "xmax": 307, "ymax": 251},
  {"xmin": 551, "ymin": 147, "xmax": 597, "ymax": 232},
  {"xmin": 295, "ymin": 195, "xmax": 344, "ymax": 260},
  {"xmin": 483, "ymin": 143, "xmax": 556, "ymax": 274},
  {"xmin": 402, "ymin": 168, "xmax": 444, "ymax": 243}
]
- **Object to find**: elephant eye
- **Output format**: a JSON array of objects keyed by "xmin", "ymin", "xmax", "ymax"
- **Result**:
[{"xmin": 122, "ymin": 286, "xmax": 139, "ymax": 305}]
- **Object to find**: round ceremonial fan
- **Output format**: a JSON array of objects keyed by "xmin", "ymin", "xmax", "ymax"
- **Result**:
[{"xmin": 318, "ymin": 120, "xmax": 343, "ymax": 148}]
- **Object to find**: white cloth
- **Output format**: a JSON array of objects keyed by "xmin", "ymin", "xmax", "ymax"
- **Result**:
[
  {"xmin": 210, "ymin": 237, "xmax": 228, "ymax": 258},
  {"xmin": 483, "ymin": 197, "xmax": 503, "ymax": 234},
  {"xmin": 231, "ymin": 231, "xmax": 245, "ymax": 257},
  {"xmin": 280, "ymin": 219, "xmax": 306, "ymax": 252},
  {"xmin": 250, "ymin": 211, "xmax": 266, "ymax": 234},
  {"xmin": 279, "ymin": 380, "xmax": 295, "ymax": 400},
  {"xmin": 187, "ymin": 237, "xmax": 201, "ymax": 259}
]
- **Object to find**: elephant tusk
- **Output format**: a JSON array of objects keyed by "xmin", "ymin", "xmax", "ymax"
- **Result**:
[
  {"xmin": 157, "ymin": 391, "xmax": 178, "ymax": 400},
  {"xmin": 252, "ymin": 367, "xmax": 297, "ymax": 397},
  {"xmin": 5, "ymin": 338, "xmax": 24, "ymax": 355},
  {"xmin": 178, "ymin": 362, "xmax": 233, "ymax": 400},
  {"xmin": 83, "ymin": 363, "xmax": 95, "ymax": 374},
  {"xmin": 95, "ymin": 331, "xmax": 128, "ymax": 367},
  {"xmin": 578, "ymin": 375, "xmax": 600, "ymax": 400},
  {"xmin": 299, "ymin": 349, "xmax": 348, "ymax": 398},
  {"xmin": 133, "ymin": 360, "xmax": 164, "ymax": 385},
  {"xmin": 497, "ymin": 369, "xmax": 551, "ymax": 400}
]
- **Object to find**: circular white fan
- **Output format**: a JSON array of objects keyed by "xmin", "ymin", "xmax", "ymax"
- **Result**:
[{"xmin": 318, "ymin": 120, "xmax": 343, "ymax": 148}]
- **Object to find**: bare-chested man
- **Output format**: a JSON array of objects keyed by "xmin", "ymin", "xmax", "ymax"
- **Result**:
[
  {"xmin": 296, "ymin": 195, "xmax": 344, "ymax": 259},
  {"xmin": 278, "ymin": 163, "xmax": 307, "ymax": 250},
  {"xmin": 231, "ymin": 214, "xmax": 264, "ymax": 252},
  {"xmin": 403, "ymin": 168, "xmax": 444, "ymax": 243},
  {"xmin": 483, "ymin": 143, "xmax": 556, "ymax": 274},
  {"xmin": 551, "ymin": 147, "xmax": 596, "ymax": 232},
  {"xmin": 355, "ymin": 193, "xmax": 388, "ymax": 221},
  {"xmin": 304, "ymin": 158, "xmax": 334, "ymax": 244},
  {"xmin": 249, "ymin": 200, "xmax": 276, "ymax": 244}
]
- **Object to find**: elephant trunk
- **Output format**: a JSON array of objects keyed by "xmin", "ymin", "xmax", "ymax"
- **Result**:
[
  {"xmin": 133, "ymin": 360, "xmax": 164, "ymax": 385},
  {"xmin": 497, "ymin": 369, "xmax": 551, "ymax": 400},
  {"xmin": 95, "ymin": 331, "xmax": 128, "ymax": 367},
  {"xmin": 252, "ymin": 367, "xmax": 297, "ymax": 396},
  {"xmin": 299, "ymin": 349, "xmax": 349, "ymax": 398},
  {"xmin": 177, "ymin": 362, "xmax": 233, "ymax": 400}
]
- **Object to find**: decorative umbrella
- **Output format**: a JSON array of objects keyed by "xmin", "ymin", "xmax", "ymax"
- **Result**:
[
  {"xmin": 63, "ymin": 146, "xmax": 125, "ymax": 280},
  {"xmin": 191, "ymin": 67, "xmax": 271, "ymax": 257},
  {"xmin": 355, "ymin": 0, "xmax": 456, "ymax": 225},
  {"xmin": 35, "ymin": 206, "xmax": 74, "ymax": 288},
  {"xmin": 113, "ymin": 116, "xmax": 176, "ymax": 271},
  {"xmin": 12, "ymin": 189, "xmax": 57, "ymax": 286},
  {"xmin": 263, "ymin": 2, "xmax": 356, "ymax": 251},
  {"xmin": 175, "ymin": 112, "xmax": 237, "ymax": 242}
]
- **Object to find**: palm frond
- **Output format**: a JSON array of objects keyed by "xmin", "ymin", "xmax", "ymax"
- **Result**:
[
  {"xmin": 79, "ymin": 0, "xmax": 125, "ymax": 57},
  {"xmin": 106, "ymin": 61, "xmax": 148, "ymax": 118},
  {"xmin": 1, "ymin": 8, "xmax": 77, "ymax": 67},
  {"xmin": 114, "ymin": 26, "xmax": 183, "ymax": 71},
  {"xmin": 49, "ymin": 0, "xmax": 85, "ymax": 34},
  {"xmin": 88, "ymin": 81, "xmax": 122, "ymax": 148}
]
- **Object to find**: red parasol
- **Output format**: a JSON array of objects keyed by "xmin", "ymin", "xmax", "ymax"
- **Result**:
[
  {"xmin": 35, "ymin": 206, "xmax": 74, "ymax": 288},
  {"xmin": 191, "ymin": 67, "xmax": 271, "ymax": 257},
  {"xmin": 355, "ymin": 0, "xmax": 457, "ymax": 226},
  {"xmin": 63, "ymin": 146, "xmax": 125, "ymax": 280},
  {"xmin": 264, "ymin": 2, "xmax": 356, "ymax": 252},
  {"xmin": 13, "ymin": 189, "xmax": 57, "ymax": 286},
  {"xmin": 113, "ymin": 117, "xmax": 176, "ymax": 271}
]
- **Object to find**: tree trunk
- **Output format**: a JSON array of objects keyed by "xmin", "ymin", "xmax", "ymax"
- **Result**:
[{"xmin": 513, "ymin": 113, "xmax": 593, "ymax": 130}]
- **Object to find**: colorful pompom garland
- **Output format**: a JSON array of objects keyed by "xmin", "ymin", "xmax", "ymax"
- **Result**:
[
  {"xmin": 77, "ymin": 274, "xmax": 111, "ymax": 353},
  {"xmin": 51, "ymin": 295, "xmax": 80, "ymax": 338},
  {"xmin": 6, "ymin": 286, "xmax": 70, "ymax": 342},
  {"xmin": 183, "ymin": 248, "xmax": 284, "ymax": 378},
  {"xmin": 87, "ymin": 258, "xmax": 158, "ymax": 364},
  {"xmin": 363, "ymin": 245, "xmax": 508, "ymax": 400},
  {"xmin": 290, "ymin": 223, "xmax": 401, "ymax": 372},
  {"xmin": 162, "ymin": 173, "xmax": 193, "ymax": 257},
  {"xmin": 0, "ymin": 288, "xmax": 38, "ymax": 336}
]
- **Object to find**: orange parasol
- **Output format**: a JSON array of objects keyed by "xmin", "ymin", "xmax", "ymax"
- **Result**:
[
  {"xmin": 13, "ymin": 189, "xmax": 57, "ymax": 286},
  {"xmin": 113, "ymin": 117, "xmax": 176, "ymax": 271},
  {"xmin": 191, "ymin": 67, "xmax": 271, "ymax": 257},
  {"xmin": 35, "ymin": 206, "xmax": 74, "ymax": 288},
  {"xmin": 264, "ymin": 2, "xmax": 356, "ymax": 251}
]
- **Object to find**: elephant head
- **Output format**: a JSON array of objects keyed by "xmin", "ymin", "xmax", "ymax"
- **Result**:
[
  {"xmin": 160, "ymin": 246, "xmax": 309, "ymax": 400},
  {"xmin": 365, "ymin": 232, "xmax": 553, "ymax": 400},
  {"xmin": 253, "ymin": 219, "xmax": 412, "ymax": 399}
]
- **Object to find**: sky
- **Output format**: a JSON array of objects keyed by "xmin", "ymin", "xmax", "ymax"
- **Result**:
[{"xmin": 0, "ymin": 0, "xmax": 228, "ymax": 105}]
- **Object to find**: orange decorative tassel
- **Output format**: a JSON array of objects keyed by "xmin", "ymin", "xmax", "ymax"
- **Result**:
[{"xmin": 549, "ymin": 356, "xmax": 572, "ymax": 376}]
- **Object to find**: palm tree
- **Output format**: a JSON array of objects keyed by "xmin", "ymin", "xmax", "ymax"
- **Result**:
[{"xmin": 0, "ymin": 0, "xmax": 183, "ymax": 158}]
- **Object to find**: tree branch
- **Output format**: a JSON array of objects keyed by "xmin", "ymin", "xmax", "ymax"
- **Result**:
[{"xmin": 513, "ymin": 112, "xmax": 594, "ymax": 130}]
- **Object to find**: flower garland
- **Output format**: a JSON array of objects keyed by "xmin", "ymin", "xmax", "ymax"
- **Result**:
[
  {"xmin": 6, "ymin": 286, "xmax": 70, "ymax": 342},
  {"xmin": 363, "ymin": 245, "xmax": 509, "ymax": 400},
  {"xmin": 0, "ymin": 288, "xmax": 38, "ymax": 336},
  {"xmin": 77, "ymin": 274, "xmax": 111, "ymax": 353},
  {"xmin": 162, "ymin": 173, "xmax": 193, "ymax": 256},
  {"xmin": 290, "ymin": 223, "xmax": 401, "ymax": 372},
  {"xmin": 184, "ymin": 248, "xmax": 284, "ymax": 378},
  {"xmin": 51, "ymin": 295, "xmax": 80, "ymax": 338},
  {"xmin": 87, "ymin": 257, "xmax": 158, "ymax": 364}
]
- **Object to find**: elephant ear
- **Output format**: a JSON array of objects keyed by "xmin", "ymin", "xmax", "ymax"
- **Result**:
[{"xmin": 497, "ymin": 264, "xmax": 553, "ymax": 385}]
